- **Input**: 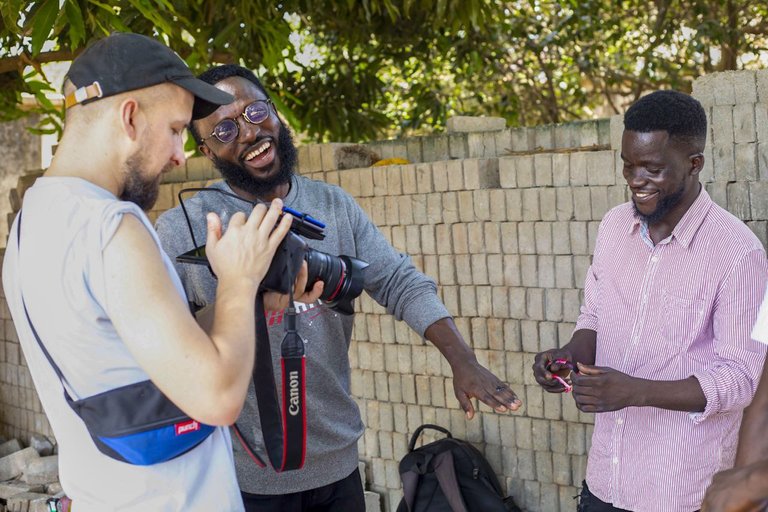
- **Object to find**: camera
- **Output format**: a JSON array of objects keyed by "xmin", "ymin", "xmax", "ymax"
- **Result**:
[
  {"xmin": 257, "ymin": 229, "xmax": 368, "ymax": 315},
  {"xmin": 175, "ymin": 188, "xmax": 368, "ymax": 315}
]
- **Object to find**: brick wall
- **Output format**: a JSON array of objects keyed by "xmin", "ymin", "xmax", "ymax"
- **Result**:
[
  {"xmin": 0, "ymin": 70, "xmax": 767, "ymax": 511},
  {"xmin": 0, "ymin": 116, "xmax": 42, "ymax": 245}
]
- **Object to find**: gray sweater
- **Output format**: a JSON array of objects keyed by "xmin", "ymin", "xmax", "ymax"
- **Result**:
[{"xmin": 155, "ymin": 175, "xmax": 450, "ymax": 494}]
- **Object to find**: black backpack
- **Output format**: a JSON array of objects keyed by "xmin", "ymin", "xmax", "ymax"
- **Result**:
[{"xmin": 396, "ymin": 424, "xmax": 522, "ymax": 512}]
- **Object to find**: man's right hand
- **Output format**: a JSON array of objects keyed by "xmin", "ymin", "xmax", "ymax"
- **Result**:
[
  {"xmin": 533, "ymin": 349, "xmax": 575, "ymax": 393},
  {"xmin": 205, "ymin": 199, "xmax": 292, "ymax": 291}
]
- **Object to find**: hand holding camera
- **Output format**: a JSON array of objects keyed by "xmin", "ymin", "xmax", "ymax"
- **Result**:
[
  {"xmin": 205, "ymin": 200, "xmax": 293, "ymax": 293},
  {"xmin": 263, "ymin": 262, "xmax": 325, "ymax": 312}
]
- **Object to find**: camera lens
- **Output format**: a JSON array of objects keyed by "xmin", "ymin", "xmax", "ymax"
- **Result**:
[{"xmin": 304, "ymin": 249, "xmax": 368, "ymax": 315}]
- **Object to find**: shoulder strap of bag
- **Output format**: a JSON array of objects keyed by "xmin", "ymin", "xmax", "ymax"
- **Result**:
[
  {"xmin": 408, "ymin": 424, "xmax": 452, "ymax": 452},
  {"xmin": 15, "ymin": 211, "xmax": 75, "ymax": 404},
  {"xmin": 432, "ymin": 450, "xmax": 469, "ymax": 512},
  {"xmin": 399, "ymin": 446, "xmax": 469, "ymax": 512}
]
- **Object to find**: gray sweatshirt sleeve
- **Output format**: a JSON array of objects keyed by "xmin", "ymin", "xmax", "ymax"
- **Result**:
[{"xmin": 341, "ymin": 190, "xmax": 450, "ymax": 336}]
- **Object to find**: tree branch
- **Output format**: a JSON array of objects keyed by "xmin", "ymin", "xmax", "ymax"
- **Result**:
[
  {"xmin": 0, "ymin": 49, "xmax": 78, "ymax": 75},
  {"xmin": 0, "ymin": 48, "xmax": 234, "ymax": 76}
]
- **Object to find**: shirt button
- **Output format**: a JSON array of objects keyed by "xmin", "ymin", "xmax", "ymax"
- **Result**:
[
  {"xmin": 651, "ymin": 256, "xmax": 659, "ymax": 263},
  {"xmin": 617, "ymin": 418, "xmax": 624, "ymax": 425},
  {"xmin": 613, "ymin": 457, "xmax": 619, "ymax": 464}
]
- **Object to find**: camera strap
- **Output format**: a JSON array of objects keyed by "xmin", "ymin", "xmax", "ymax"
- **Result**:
[{"xmin": 234, "ymin": 292, "xmax": 307, "ymax": 472}]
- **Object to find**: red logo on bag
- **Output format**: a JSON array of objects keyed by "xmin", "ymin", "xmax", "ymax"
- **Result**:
[{"xmin": 175, "ymin": 420, "xmax": 200, "ymax": 435}]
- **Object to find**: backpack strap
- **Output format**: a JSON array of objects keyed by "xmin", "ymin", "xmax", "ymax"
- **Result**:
[
  {"xmin": 400, "ymin": 468, "xmax": 419, "ymax": 512},
  {"xmin": 408, "ymin": 423, "xmax": 452, "ymax": 452},
  {"xmin": 432, "ymin": 450, "xmax": 469, "ymax": 512},
  {"xmin": 400, "ymin": 450, "xmax": 469, "ymax": 512}
]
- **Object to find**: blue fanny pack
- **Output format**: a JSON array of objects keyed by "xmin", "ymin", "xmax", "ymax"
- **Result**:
[
  {"xmin": 64, "ymin": 377, "xmax": 215, "ymax": 465},
  {"xmin": 16, "ymin": 212, "xmax": 214, "ymax": 465}
]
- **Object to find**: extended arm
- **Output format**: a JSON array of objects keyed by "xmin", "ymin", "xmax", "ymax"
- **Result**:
[
  {"xmin": 104, "ymin": 202, "xmax": 291, "ymax": 426},
  {"xmin": 424, "ymin": 318, "xmax": 521, "ymax": 418},
  {"xmin": 342, "ymin": 194, "xmax": 521, "ymax": 416}
]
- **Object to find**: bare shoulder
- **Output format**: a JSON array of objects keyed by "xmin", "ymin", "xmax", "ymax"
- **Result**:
[
  {"xmin": 103, "ymin": 213, "xmax": 165, "ymax": 278},
  {"xmin": 106, "ymin": 212, "xmax": 155, "ymax": 247}
]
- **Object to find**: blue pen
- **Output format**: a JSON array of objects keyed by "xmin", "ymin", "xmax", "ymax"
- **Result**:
[{"xmin": 282, "ymin": 206, "xmax": 326, "ymax": 229}]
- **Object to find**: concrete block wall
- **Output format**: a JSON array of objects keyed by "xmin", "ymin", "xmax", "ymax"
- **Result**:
[
  {"xmin": 0, "ymin": 71, "xmax": 767, "ymax": 511},
  {"xmin": 0, "ymin": 116, "xmax": 42, "ymax": 245},
  {"xmin": 338, "ymin": 152, "xmax": 616, "ymax": 511},
  {"xmin": 0, "ymin": 282, "xmax": 53, "ymax": 444}
]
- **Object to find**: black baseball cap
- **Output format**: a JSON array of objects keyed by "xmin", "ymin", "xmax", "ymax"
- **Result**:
[{"xmin": 64, "ymin": 32, "xmax": 232, "ymax": 119}]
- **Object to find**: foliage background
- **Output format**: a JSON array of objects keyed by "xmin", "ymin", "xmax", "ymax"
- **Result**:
[{"xmin": 1, "ymin": 0, "xmax": 767, "ymax": 143}]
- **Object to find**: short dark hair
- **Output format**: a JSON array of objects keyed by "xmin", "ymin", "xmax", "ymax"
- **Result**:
[
  {"xmin": 624, "ymin": 90, "xmax": 707, "ymax": 151},
  {"xmin": 189, "ymin": 64, "xmax": 271, "ymax": 145}
]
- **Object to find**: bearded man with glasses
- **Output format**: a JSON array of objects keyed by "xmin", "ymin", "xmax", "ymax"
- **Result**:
[{"xmin": 155, "ymin": 64, "xmax": 522, "ymax": 512}]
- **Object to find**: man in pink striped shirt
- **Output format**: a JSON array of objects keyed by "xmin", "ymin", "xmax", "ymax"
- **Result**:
[{"xmin": 533, "ymin": 90, "xmax": 768, "ymax": 512}]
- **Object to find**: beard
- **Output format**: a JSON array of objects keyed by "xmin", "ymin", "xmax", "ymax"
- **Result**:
[
  {"xmin": 121, "ymin": 152, "xmax": 166, "ymax": 211},
  {"xmin": 632, "ymin": 181, "xmax": 686, "ymax": 225},
  {"xmin": 212, "ymin": 123, "xmax": 298, "ymax": 198}
]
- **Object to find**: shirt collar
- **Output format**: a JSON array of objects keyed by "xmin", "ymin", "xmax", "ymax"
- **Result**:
[{"xmin": 628, "ymin": 186, "xmax": 712, "ymax": 249}]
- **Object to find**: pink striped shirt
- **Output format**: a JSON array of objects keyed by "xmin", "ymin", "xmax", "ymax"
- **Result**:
[{"xmin": 576, "ymin": 189, "xmax": 768, "ymax": 512}]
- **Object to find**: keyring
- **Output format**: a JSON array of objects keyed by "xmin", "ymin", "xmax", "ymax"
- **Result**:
[
  {"xmin": 546, "ymin": 359, "xmax": 575, "ymax": 393},
  {"xmin": 551, "ymin": 374, "xmax": 573, "ymax": 393}
]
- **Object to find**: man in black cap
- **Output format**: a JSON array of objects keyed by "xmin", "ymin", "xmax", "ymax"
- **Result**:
[{"xmin": 1, "ymin": 33, "xmax": 313, "ymax": 511}]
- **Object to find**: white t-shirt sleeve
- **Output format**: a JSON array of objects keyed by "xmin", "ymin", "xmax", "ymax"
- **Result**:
[{"xmin": 752, "ymin": 285, "xmax": 768, "ymax": 344}]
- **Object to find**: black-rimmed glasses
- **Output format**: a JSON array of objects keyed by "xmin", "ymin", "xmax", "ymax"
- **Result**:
[{"xmin": 200, "ymin": 100, "xmax": 274, "ymax": 145}]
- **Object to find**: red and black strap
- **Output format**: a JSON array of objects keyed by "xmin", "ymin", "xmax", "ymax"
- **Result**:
[{"xmin": 234, "ymin": 292, "xmax": 306, "ymax": 472}]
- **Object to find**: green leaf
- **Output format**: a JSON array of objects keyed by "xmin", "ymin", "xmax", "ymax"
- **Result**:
[
  {"xmin": 29, "ymin": 0, "xmax": 61, "ymax": 56},
  {"xmin": 270, "ymin": 93, "xmax": 301, "ymax": 131},
  {"xmin": 125, "ymin": 0, "xmax": 175, "ymax": 35},
  {"xmin": 86, "ymin": 0, "xmax": 118, "ymax": 14},
  {"xmin": 64, "ymin": 0, "xmax": 86, "ymax": 48},
  {"xmin": 0, "ymin": 0, "xmax": 23, "ymax": 33}
]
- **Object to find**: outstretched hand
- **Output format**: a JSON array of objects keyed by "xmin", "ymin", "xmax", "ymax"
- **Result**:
[{"xmin": 451, "ymin": 359, "xmax": 522, "ymax": 419}]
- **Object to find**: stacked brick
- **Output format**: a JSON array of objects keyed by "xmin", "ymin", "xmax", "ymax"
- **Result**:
[
  {"xmin": 0, "ymin": 115, "xmax": 43, "ymax": 246},
  {"xmin": 0, "ymin": 283, "xmax": 52, "ymax": 444},
  {"xmin": 693, "ymin": 70, "xmax": 768, "ymax": 247},
  {"xmin": 0, "ymin": 70, "xmax": 767, "ymax": 511}
]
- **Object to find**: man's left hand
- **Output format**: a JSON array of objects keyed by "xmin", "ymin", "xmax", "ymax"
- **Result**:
[
  {"xmin": 263, "ymin": 262, "xmax": 324, "ymax": 311},
  {"xmin": 451, "ymin": 359, "xmax": 522, "ymax": 419},
  {"xmin": 571, "ymin": 363, "xmax": 643, "ymax": 413},
  {"xmin": 701, "ymin": 462, "xmax": 768, "ymax": 512}
]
